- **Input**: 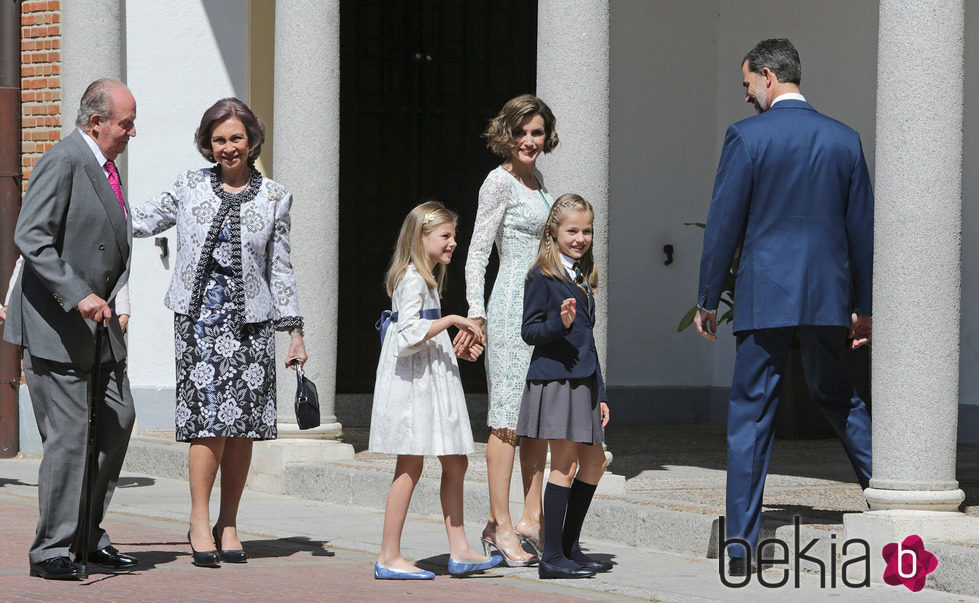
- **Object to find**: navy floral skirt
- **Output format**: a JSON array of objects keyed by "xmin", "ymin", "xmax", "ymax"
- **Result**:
[{"xmin": 173, "ymin": 222, "xmax": 276, "ymax": 442}]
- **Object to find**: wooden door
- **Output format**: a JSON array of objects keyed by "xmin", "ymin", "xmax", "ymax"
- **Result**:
[{"xmin": 338, "ymin": 0, "xmax": 538, "ymax": 392}]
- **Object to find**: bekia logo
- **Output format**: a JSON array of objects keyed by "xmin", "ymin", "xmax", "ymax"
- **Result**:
[
  {"xmin": 718, "ymin": 517, "xmax": 940, "ymax": 591},
  {"xmin": 882, "ymin": 535, "xmax": 938, "ymax": 592}
]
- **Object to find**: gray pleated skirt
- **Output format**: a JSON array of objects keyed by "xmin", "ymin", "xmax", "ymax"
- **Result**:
[{"xmin": 516, "ymin": 376, "xmax": 604, "ymax": 445}]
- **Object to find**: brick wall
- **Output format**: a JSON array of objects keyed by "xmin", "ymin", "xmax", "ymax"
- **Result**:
[{"xmin": 20, "ymin": 1, "xmax": 61, "ymax": 193}]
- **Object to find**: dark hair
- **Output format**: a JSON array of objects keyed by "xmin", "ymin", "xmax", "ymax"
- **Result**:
[
  {"xmin": 483, "ymin": 94, "xmax": 559, "ymax": 158},
  {"xmin": 743, "ymin": 38, "xmax": 801, "ymax": 85},
  {"xmin": 194, "ymin": 98, "xmax": 266, "ymax": 163}
]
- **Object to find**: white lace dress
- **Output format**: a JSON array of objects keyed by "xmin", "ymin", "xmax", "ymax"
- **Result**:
[
  {"xmin": 466, "ymin": 166, "xmax": 554, "ymax": 429},
  {"xmin": 369, "ymin": 265, "xmax": 475, "ymax": 456}
]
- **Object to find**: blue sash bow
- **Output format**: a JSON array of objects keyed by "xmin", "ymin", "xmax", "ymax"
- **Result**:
[{"xmin": 375, "ymin": 308, "xmax": 442, "ymax": 342}]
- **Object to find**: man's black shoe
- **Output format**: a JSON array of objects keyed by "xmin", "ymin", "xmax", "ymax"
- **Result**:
[
  {"xmin": 538, "ymin": 560, "xmax": 596, "ymax": 579},
  {"xmin": 29, "ymin": 556, "xmax": 81, "ymax": 580},
  {"xmin": 88, "ymin": 545, "xmax": 138, "ymax": 569},
  {"xmin": 728, "ymin": 556, "xmax": 748, "ymax": 576}
]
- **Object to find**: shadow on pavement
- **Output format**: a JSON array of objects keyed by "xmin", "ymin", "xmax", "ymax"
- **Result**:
[
  {"xmin": 243, "ymin": 536, "xmax": 336, "ymax": 558},
  {"xmin": 0, "ymin": 477, "xmax": 34, "ymax": 488},
  {"xmin": 117, "ymin": 476, "xmax": 156, "ymax": 489}
]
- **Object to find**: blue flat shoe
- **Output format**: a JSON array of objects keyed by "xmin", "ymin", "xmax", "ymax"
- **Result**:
[
  {"xmin": 373, "ymin": 562, "xmax": 435, "ymax": 580},
  {"xmin": 448, "ymin": 555, "xmax": 503, "ymax": 575}
]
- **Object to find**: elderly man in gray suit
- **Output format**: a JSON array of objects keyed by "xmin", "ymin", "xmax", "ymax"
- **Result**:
[{"xmin": 4, "ymin": 78, "xmax": 139, "ymax": 580}]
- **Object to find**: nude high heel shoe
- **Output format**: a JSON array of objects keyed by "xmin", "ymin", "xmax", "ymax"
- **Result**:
[{"xmin": 480, "ymin": 527, "xmax": 537, "ymax": 567}]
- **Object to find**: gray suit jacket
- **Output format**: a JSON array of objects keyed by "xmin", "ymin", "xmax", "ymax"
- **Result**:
[{"xmin": 3, "ymin": 129, "xmax": 132, "ymax": 364}]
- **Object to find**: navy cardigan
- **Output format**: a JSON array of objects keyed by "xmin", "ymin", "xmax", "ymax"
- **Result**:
[{"xmin": 521, "ymin": 264, "xmax": 607, "ymax": 403}]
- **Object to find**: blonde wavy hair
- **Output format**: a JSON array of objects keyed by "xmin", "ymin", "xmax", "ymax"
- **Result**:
[
  {"xmin": 529, "ymin": 193, "xmax": 598, "ymax": 288},
  {"xmin": 483, "ymin": 94, "xmax": 559, "ymax": 158},
  {"xmin": 385, "ymin": 201, "xmax": 459, "ymax": 297}
]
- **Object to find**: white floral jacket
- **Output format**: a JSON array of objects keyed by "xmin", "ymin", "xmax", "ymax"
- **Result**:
[{"xmin": 131, "ymin": 167, "xmax": 302, "ymax": 330}]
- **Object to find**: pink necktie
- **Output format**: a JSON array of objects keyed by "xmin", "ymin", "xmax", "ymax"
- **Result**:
[{"xmin": 104, "ymin": 159, "xmax": 127, "ymax": 220}]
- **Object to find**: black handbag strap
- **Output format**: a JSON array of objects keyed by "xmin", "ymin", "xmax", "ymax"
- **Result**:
[{"xmin": 294, "ymin": 361, "xmax": 305, "ymax": 394}]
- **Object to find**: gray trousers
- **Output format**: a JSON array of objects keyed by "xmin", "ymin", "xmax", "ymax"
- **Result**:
[{"xmin": 23, "ymin": 353, "xmax": 135, "ymax": 564}]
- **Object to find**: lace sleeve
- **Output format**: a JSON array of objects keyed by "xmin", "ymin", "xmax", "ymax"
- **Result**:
[{"xmin": 465, "ymin": 170, "xmax": 509, "ymax": 319}]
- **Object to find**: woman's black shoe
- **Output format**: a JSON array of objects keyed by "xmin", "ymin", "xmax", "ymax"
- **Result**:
[
  {"xmin": 213, "ymin": 525, "xmax": 248, "ymax": 563},
  {"xmin": 187, "ymin": 530, "xmax": 220, "ymax": 567},
  {"xmin": 538, "ymin": 560, "xmax": 595, "ymax": 579},
  {"xmin": 576, "ymin": 559, "xmax": 613, "ymax": 572}
]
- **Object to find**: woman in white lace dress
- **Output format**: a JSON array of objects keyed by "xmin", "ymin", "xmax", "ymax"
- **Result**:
[{"xmin": 457, "ymin": 95, "xmax": 558, "ymax": 565}]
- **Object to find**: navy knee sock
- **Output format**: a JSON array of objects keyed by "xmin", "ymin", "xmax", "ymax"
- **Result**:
[
  {"xmin": 542, "ymin": 482, "xmax": 577, "ymax": 568},
  {"xmin": 563, "ymin": 479, "xmax": 598, "ymax": 563}
]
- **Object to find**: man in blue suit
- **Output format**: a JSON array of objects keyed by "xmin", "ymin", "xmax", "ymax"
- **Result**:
[{"xmin": 693, "ymin": 38, "xmax": 873, "ymax": 577}]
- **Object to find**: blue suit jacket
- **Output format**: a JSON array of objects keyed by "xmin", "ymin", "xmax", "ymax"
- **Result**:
[
  {"xmin": 697, "ymin": 100, "xmax": 874, "ymax": 333},
  {"xmin": 522, "ymin": 265, "xmax": 608, "ymax": 403}
]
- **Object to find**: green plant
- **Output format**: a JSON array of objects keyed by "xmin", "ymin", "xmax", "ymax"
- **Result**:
[{"xmin": 677, "ymin": 222, "xmax": 740, "ymax": 332}]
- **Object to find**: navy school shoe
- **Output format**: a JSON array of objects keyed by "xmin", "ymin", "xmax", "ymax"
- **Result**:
[
  {"xmin": 447, "ymin": 554, "xmax": 503, "ymax": 575},
  {"xmin": 373, "ymin": 562, "xmax": 435, "ymax": 580}
]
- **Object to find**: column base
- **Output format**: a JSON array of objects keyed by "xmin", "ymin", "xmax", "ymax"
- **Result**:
[
  {"xmin": 844, "ymin": 509, "xmax": 979, "ymax": 586},
  {"xmin": 275, "ymin": 421, "xmax": 343, "ymax": 440},
  {"xmin": 248, "ymin": 436, "xmax": 355, "ymax": 494},
  {"xmin": 865, "ymin": 487, "xmax": 965, "ymax": 512}
]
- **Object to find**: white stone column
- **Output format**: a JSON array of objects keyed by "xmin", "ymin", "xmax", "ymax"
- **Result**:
[
  {"xmin": 60, "ymin": 0, "xmax": 125, "ymax": 169},
  {"xmin": 259, "ymin": 0, "xmax": 352, "ymax": 470},
  {"xmin": 845, "ymin": 0, "xmax": 979, "ymax": 580},
  {"xmin": 864, "ymin": 0, "xmax": 964, "ymax": 512},
  {"xmin": 272, "ymin": 0, "xmax": 341, "ymax": 436},
  {"xmin": 536, "ymin": 0, "xmax": 610, "ymax": 368},
  {"xmin": 536, "ymin": 1, "xmax": 620, "ymax": 493}
]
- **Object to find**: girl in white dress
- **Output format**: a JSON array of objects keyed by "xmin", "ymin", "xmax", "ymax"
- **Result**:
[{"xmin": 370, "ymin": 201, "xmax": 503, "ymax": 580}]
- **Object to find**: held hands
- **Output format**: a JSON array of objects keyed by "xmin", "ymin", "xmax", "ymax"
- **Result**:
[
  {"xmin": 452, "ymin": 316, "xmax": 486, "ymax": 362},
  {"xmin": 560, "ymin": 298, "xmax": 576, "ymax": 329},
  {"xmin": 600, "ymin": 402, "xmax": 610, "ymax": 428},
  {"xmin": 850, "ymin": 313, "xmax": 872, "ymax": 349},
  {"xmin": 77, "ymin": 293, "xmax": 111, "ymax": 326},
  {"xmin": 284, "ymin": 333, "xmax": 309, "ymax": 368},
  {"xmin": 693, "ymin": 308, "xmax": 717, "ymax": 340}
]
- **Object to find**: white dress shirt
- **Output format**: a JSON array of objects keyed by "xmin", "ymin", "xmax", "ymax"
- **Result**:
[
  {"xmin": 770, "ymin": 92, "xmax": 806, "ymax": 107},
  {"xmin": 79, "ymin": 128, "xmax": 113, "ymax": 179}
]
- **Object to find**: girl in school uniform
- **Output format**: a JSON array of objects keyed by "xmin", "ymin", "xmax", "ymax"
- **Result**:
[
  {"xmin": 517, "ymin": 193, "xmax": 612, "ymax": 579},
  {"xmin": 370, "ymin": 201, "xmax": 503, "ymax": 580}
]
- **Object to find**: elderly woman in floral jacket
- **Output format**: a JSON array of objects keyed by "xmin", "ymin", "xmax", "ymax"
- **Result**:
[{"xmin": 131, "ymin": 98, "xmax": 306, "ymax": 567}]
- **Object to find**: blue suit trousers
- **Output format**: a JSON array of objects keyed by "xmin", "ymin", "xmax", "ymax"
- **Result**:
[{"xmin": 724, "ymin": 326, "xmax": 872, "ymax": 558}]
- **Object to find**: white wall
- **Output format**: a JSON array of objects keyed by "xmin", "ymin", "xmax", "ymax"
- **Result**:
[
  {"xmin": 124, "ymin": 0, "xmax": 248, "ymax": 391},
  {"xmin": 608, "ymin": 0, "xmax": 723, "ymax": 387},
  {"xmin": 608, "ymin": 0, "xmax": 878, "ymax": 389}
]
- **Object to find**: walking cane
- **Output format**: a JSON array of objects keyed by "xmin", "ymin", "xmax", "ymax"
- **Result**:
[{"xmin": 77, "ymin": 322, "xmax": 104, "ymax": 580}]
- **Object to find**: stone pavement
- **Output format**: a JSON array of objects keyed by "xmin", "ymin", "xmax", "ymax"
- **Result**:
[{"xmin": 1, "ymin": 452, "xmax": 976, "ymax": 602}]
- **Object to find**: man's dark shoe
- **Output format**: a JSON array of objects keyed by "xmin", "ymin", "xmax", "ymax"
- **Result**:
[
  {"xmin": 88, "ymin": 545, "xmax": 138, "ymax": 569},
  {"xmin": 29, "ymin": 556, "xmax": 81, "ymax": 580},
  {"xmin": 728, "ymin": 556, "xmax": 748, "ymax": 577}
]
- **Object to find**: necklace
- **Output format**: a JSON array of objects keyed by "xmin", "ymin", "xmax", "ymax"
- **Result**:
[{"xmin": 538, "ymin": 189, "xmax": 550, "ymax": 210}]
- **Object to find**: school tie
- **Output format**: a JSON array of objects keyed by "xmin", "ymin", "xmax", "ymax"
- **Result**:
[
  {"xmin": 572, "ymin": 261, "xmax": 588, "ymax": 296},
  {"xmin": 104, "ymin": 159, "xmax": 127, "ymax": 220}
]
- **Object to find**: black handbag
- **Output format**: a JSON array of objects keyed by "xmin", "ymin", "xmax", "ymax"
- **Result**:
[{"xmin": 294, "ymin": 363, "xmax": 320, "ymax": 430}]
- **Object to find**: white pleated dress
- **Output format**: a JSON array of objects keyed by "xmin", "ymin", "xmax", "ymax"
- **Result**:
[{"xmin": 369, "ymin": 265, "xmax": 476, "ymax": 456}]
